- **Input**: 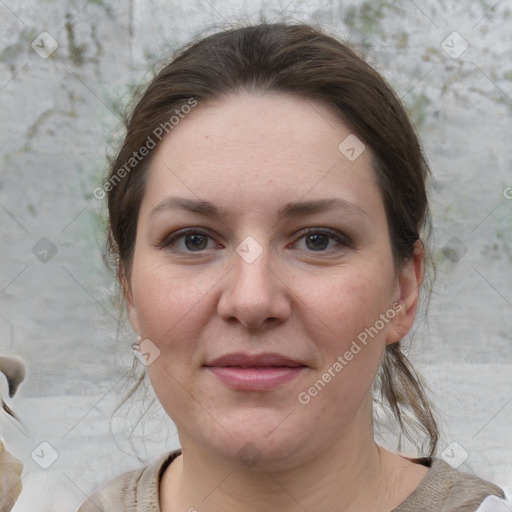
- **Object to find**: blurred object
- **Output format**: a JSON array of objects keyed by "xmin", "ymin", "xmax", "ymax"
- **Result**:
[
  {"xmin": 0, "ymin": 358, "xmax": 26, "ymax": 400},
  {"xmin": 0, "ymin": 356, "xmax": 25, "ymax": 511},
  {"xmin": 0, "ymin": 441, "xmax": 23, "ymax": 512}
]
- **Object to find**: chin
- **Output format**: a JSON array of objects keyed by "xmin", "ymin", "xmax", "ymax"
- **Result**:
[{"xmin": 194, "ymin": 415, "xmax": 316, "ymax": 472}]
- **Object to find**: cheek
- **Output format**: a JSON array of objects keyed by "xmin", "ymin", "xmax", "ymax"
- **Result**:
[
  {"xmin": 304, "ymin": 264, "xmax": 395, "ymax": 346},
  {"xmin": 129, "ymin": 259, "xmax": 216, "ymax": 414},
  {"xmin": 298, "ymin": 265, "xmax": 394, "ymax": 407},
  {"xmin": 130, "ymin": 258, "xmax": 215, "ymax": 352}
]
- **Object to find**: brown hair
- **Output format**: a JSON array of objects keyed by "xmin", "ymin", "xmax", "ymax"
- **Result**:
[{"xmin": 106, "ymin": 22, "xmax": 439, "ymax": 456}]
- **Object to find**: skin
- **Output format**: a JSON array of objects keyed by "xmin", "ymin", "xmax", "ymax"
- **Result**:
[{"xmin": 125, "ymin": 92, "xmax": 428, "ymax": 512}]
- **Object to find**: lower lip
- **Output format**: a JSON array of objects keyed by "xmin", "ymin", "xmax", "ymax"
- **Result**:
[{"xmin": 206, "ymin": 366, "xmax": 306, "ymax": 391}]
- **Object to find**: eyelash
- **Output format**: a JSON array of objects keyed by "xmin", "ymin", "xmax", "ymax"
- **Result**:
[{"xmin": 158, "ymin": 227, "xmax": 351, "ymax": 254}]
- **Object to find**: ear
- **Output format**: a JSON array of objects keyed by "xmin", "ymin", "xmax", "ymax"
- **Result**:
[
  {"xmin": 386, "ymin": 240, "xmax": 424, "ymax": 344},
  {"xmin": 119, "ymin": 265, "xmax": 141, "ymax": 336}
]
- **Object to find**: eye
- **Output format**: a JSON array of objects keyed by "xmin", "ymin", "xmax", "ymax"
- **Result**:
[
  {"xmin": 159, "ymin": 228, "xmax": 219, "ymax": 252},
  {"xmin": 158, "ymin": 227, "xmax": 350, "ymax": 254},
  {"xmin": 292, "ymin": 228, "xmax": 350, "ymax": 252}
]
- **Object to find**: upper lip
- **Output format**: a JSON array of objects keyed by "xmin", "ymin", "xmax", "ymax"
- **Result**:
[{"xmin": 204, "ymin": 352, "xmax": 306, "ymax": 368}]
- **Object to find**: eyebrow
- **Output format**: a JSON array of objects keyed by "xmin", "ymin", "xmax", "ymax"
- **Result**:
[{"xmin": 149, "ymin": 196, "xmax": 368, "ymax": 220}]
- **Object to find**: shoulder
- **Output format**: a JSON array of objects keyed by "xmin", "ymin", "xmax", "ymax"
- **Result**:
[
  {"xmin": 76, "ymin": 450, "xmax": 181, "ymax": 512},
  {"xmin": 394, "ymin": 457, "xmax": 505, "ymax": 511}
]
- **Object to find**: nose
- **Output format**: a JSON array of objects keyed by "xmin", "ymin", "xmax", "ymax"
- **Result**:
[{"xmin": 217, "ymin": 241, "xmax": 291, "ymax": 331}]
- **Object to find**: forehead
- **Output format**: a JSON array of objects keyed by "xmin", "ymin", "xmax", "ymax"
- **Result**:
[{"xmin": 140, "ymin": 92, "xmax": 382, "ymax": 219}]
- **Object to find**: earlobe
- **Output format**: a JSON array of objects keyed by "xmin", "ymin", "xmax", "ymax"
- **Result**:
[{"xmin": 386, "ymin": 240, "xmax": 424, "ymax": 344}]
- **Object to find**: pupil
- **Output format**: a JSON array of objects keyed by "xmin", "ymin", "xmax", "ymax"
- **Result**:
[
  {"xmin": 307, "ymin": 234, "xmax": 328, "ymax": 251},
  {"xmin": 186, "ymin": 234, "xmax": 207, "ymax": 251}
]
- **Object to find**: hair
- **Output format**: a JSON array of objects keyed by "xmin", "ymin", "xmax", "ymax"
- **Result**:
[{"xmin": 106, "ymin": 22, "xmax": 439, "ymax": 456}]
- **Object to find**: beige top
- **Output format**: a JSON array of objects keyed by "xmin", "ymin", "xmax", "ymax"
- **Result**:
[{"xmin": 77, "ymin": 450, "xmax": 505, "ymax": 512}]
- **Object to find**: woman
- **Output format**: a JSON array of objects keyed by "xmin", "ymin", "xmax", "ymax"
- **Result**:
[{"xmin": 79, "ymin": 23, "xmax": 506, "ymax": 511}]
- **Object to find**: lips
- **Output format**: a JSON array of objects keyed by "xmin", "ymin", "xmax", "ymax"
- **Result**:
[
  {"xmin": 204, "ymin": 352, "xmax": 307, "ymax": 391},
  {"xmin": 204, "ymin": 352, "xmax": 305, "ymax": 368}
]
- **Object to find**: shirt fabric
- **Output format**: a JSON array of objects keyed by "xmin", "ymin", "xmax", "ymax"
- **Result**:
[{"xmin": 77, "ymin": 449, "xmax": 506, "ymax": 512}]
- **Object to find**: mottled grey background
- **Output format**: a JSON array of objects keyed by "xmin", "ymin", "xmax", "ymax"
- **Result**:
[{"xmin": 0, "ymin": 0, "xmax": 511, "ymax": 509}]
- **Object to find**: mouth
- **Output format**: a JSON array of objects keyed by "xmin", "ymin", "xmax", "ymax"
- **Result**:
[{"xmin": 203, "ymin": 352, "xmax": 307, "ymax": 391}]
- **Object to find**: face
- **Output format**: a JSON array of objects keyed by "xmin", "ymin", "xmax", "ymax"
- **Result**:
[{"xmin": 126, "ymin": 92, "xmax": 419, "ymax": 470}]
